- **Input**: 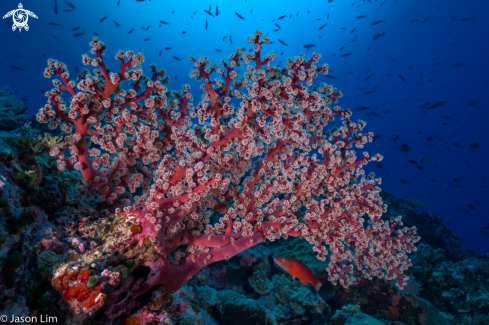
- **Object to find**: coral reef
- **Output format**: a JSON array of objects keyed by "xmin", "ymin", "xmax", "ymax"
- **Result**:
[{"xmin": 34, "ymin": 31, "xmax": 418, "ymax": 320}]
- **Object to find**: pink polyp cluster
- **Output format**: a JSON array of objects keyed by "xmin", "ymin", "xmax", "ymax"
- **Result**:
[{"xmin": 37, "ymin": 31, "xmax": 419, "ymax": 318}]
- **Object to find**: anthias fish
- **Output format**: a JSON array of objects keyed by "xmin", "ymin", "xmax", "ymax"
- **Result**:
[{"xmin": 274, "ymin": 257, "xmax": 322, "ymax": 292}]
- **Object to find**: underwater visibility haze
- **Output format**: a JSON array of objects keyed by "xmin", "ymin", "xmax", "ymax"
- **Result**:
[{"xmin": 0, "ymin": 0, "xmax": 488, "ymax": 324}]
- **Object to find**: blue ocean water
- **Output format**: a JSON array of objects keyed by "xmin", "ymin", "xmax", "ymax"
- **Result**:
[{"xmin": 0, "ymin": 0, "xmax": 488, "ymax": 255}]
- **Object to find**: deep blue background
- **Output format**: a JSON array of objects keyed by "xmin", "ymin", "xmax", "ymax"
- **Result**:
[{"xmin": 1, "ymin": 0, "xmax": 488, "ymax": 254}]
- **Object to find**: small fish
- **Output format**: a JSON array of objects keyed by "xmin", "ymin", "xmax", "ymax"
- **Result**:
[
  {"xmin": 113, "ymin": 20, "xmax": 121, "ymax": 28},
  {"xmin": 341, "ymin": 53, "xmax": 352, "ymax": 57},
  {"xmin": 160, "ymin": 21, "xmax": 169, "ymax": 25},
  {"xmin": 144, "ymin": 38, "xmax": 150, "ymax": 41},
  {"xmin": 370, "ymin": 20, "xmax": 386, "ymax": 25},
  {"xmin": 376, "ymin": 163, "xmax": 383, "ymax": 169},
  {"xmin": 128, "ymin": 27, "xmax": 135, "ymax": 34},
  {"xmin": 421, "ymin": 15, "xmax": 432, "ymax": 24},
  {"xmin": 469, "ymin": 142, "xmax": 481, "ymax": 148},
  {"xmin": 275, "ymin": 23, "xmax": 281, "ymax": 30},
  {"xmin": 9, "ymin": 66, "xmax": 25, "ymax": 70},
  {"xmin": 215, "ymin": 6, "xmax": 219, "ymax": 16},
  {"xmin": 452, "ymin": 63, "xmax": 464, "ymax": 67},
  {"xmin": 205, "ymin": 20, "xmax": 208, "ymax": 30},
  {"xmin": 215, "ymin": 49, "xmax": 221, "ymax": 52},
  {"xmin": 399, "ymin": 144, "xmax": 410, "ymax": 152},
  {"xmin": 230, "ymin": 34, "xmax": 232, "ymax": 44},
  {"xmin": 467, "ymin": 204, "xmax": 476, "ymax": 211},
  {"xmin": 398, "ymin": 74, "xmax": 407, "ymax": 83},
  {"xmin": 51, "ymin": 34, "xmax": 59, "ymax": 40},
  {"xmin": 448, "ymin": 43, "xmax": 457, "ymax": 46},
  {"xmin": 400, "ymin": 179, "xmax": 407, "ymax": 184},
  {"xmin": 427, "ymin": 101, "xmax": 448, "ymax": 109},
  {"xmin": 64, "ymin": 0, "xmax": 76, "ymax": 9},
  {"xmin": 93, "ymin": 32, "xmax": 98, "ymax": 36},
  {"xmin": 452, "ymin": 142, "xmax": 463, "ymax": 148},
  {"xmin": 48, "ymin": 22, "xmax": 62, "ymax": 26},
  {"xmin": 277, "ymin": 14, "xmax": 287, "ymax": 20},
  {"xmin": 318, "ymin": 23, "xmax": 327, "ymax": 30},
  {"xmin": 365, "ymin": 111, "xmax": 381, "ymax": 117},
  {"xmin": 364, "ymin": 74, "xmax": 373, "ymax": 81},
  {"xmin": 71, "ymin": 25, "xmax": 80, "ymax": 31},
  {"xmin": 409, "ymin": 19, "xmax": 418, "ymax": 23},
  {"xmin": 354, "ymin": 106, "xmax": 370, "ymax": 111},
  {"xmin": 99, "ymin": 15, "xmax": 109, "ymax": 23},
  {"xmin": 274, "ymin": 257, "xmax": 322, "ymax": 292},
  {"xmin": 339, "ymin": 46, "xmax": 345, "ymax": 51},
  {"xmin": 357, "ymin": 15, "xmax": 368, "ymax": 18},
  {"xmin": 235, "ymin": 12, "xmax": 245, "ymax": 19},
  {"xmin": 204, "ymin": 10, "xmax": 214, "ymax": 17},
  {"xmin": 380, "ymin": 1, "xmax": 385, "ymax": 7},
  {"xmin": 417, "ymin": 165, "xmax": 424, "ymax": 170},
  {"xmin": 303, "ymin": 43, "xmax": 316, "ymax": 50},
  {"xmin": 460, "ymin": 17, "xmax": 475, "ymax": 21},
  {"xmin": 408, "ymin": 160, "xmax": 418, "ymax": 165},
  {"xmin": 164, "ymin": 47, "xmax": 173, "ymax": 50},
  {"xmin": 278, "ymin": 39, "xmax": 288, "ymax": 46},
  {"xmin": 54, "ymin": 0, "xmax": 58, "ymax": 15},
  {"xmin": 173, "ymin": 56, "xmax": 181, "ymax": 61},
  {"xmin": 350, "ymin": 27, "xmax": 356, "ymax": 34},
  {"xmin": 73, "ymin": 30, "xmax": 84, "ymax": 37},
  {"xmin": 182, "ymin": 31, "xmax": 186, "ymax": 34},
  {"xmin": 62, "ymin": 9, "xmax": 73, "ymax": 12},
  {"xmin": 159, "ymin": 50, "xmax": 162, "ymax": 56},
  {"xmin": 373, "ymin": 32, "xmax": 385, "ymax": 40}
]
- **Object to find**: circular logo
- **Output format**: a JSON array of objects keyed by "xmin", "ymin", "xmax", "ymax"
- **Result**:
[{"xmin": 13, "ymin": 9, "xmax": 28, "ymax": 28}]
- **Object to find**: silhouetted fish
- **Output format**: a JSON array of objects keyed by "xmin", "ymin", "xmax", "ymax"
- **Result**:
[
  {"xmin": 54, "ymin": 0, "xmax": 58, "ymax": 15},
  {"xmin": 371, "ymin": 20, "xmax": 386, "ymax": 25},
  {"xmin": 64, "ymin": 0, "xmax": 76, "ymax": 9},
  {"xmin": 235, "ymin": 12, "xmax": 245, "ymax": 19},
  {"xmin": 278, "ymin": 39, "xmax": 288, "ymax": 46},
  {"xmin": 99, "ymin": 15, "xmax": 108, "ymax": 23},
  {"xmin": 173, "ymin": 56, "xmax": 181, "ymax": 61},
  {"xmin": 373, "ymin": 31, "xmax": 385, "ymax": 40},
  {"xmin": 303, "ymin": 43, "xmax": 316, "ymax": 50},
  {"xmin": 399, "ymin": 144, "xmax": 410, "ymax": 152},
  {"xmin": 318, "ymin": 23, "xmax": 327, "ymax": 30},
  {"xmin": 9, "ymin": 66, "xmax": 25, "ymax": 70},
  {"xmin": 427, "ymin": 101, "xmax": 448, "ymax": 109},
  {"xmin": 398, "ymin": 74, "xmax": 407, "ymax": 83},
  {"xmin": 421, "ymin": 15, "xmax": 432, "ymax": 24}
]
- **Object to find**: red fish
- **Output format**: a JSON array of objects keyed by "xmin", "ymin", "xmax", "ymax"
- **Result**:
[{"xmin": 273, "ymin": 257, "xmax": 322, "ymax": 292}]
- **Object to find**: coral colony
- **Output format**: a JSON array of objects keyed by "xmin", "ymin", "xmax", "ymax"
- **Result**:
[{"xmin": 36, "ymin": 31, "xmax": 419, "ymax": 319}]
